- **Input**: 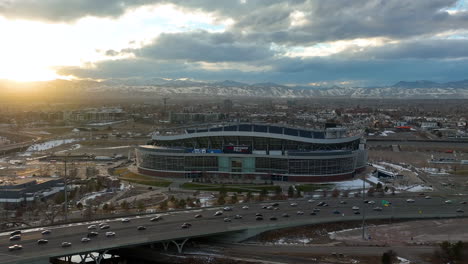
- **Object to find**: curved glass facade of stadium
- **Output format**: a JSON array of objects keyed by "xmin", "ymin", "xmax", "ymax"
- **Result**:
[{"xmin": 136, "ymin": 124, "xmax": 367, "ymax": 182}]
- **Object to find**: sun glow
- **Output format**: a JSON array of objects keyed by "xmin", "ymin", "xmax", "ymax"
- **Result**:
[{"xmin": 0, "ymin": 4, "xmax": 229, "ymax": 82}]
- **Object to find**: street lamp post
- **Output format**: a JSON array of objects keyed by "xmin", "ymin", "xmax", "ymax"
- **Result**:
[{"xmin": 63, "ymin": 158, "xmax": 68, "ymax": 222}]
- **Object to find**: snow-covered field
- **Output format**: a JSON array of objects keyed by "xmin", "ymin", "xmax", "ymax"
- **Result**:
[{"xmin": 20, "ymin": 138, "xmax": 84, "ymax": 156}]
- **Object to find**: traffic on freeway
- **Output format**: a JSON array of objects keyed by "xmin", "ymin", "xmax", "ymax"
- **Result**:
[{"xmin": 0, "ymin": 196, "xmax": 465, "ymax": 264}]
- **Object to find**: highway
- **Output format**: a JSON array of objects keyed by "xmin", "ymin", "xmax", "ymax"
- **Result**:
[{"xmin": 0, "ymin": 196, "xmax": 466, "ymax": 264}]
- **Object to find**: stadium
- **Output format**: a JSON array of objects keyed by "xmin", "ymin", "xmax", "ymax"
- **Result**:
[{"xmin": 136, "ymin": 124, "xmax": 367, "ymax": 182}]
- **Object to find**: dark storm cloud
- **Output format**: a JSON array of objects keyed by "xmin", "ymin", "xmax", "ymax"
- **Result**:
[
  {"xmin": 0, "ymin": 0, "xmax": 156, "ymax": 22},
  {"xmin": 125, "ymin": 31, "xmax": 273, "ymax": 62},
  {"xmin": 2, "ymin": 0, "xmax": 467, "ymax": 44},
  {"xmin": 56, "ymin": 58, "xmax": 190, "ymax": 79},
  {"xmin": 9, "ymin": 0, "xmax": 468, "ymax": 85},
  {"xmin": 353, "ymin": 39, "xmax": 468, "ymax": 59}
]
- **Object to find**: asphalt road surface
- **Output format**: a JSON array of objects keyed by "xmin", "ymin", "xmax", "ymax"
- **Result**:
[{"xmin": 0, "ymin": 196, "xmax": 466, "ymax": 264}]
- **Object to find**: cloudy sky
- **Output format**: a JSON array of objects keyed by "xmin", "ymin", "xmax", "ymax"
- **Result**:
[{"xmin": 1, "ymin": 0, "xmax": 468, "ymax": 86}]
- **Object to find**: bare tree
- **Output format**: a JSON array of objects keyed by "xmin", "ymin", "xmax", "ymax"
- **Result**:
[{"xmin": 38, "ymin": 202, "xmax": 63, "ymax": 225}]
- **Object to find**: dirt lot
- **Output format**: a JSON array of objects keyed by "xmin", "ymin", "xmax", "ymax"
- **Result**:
[{"xmin": 332, "ymin": 218, "xmax": 468, "ymax": 246}]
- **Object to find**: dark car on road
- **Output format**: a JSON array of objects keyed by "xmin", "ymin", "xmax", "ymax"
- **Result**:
[
  {"xmin": 87, "ymin": 231, "xmax": 99, "ymax": 237},
  {"xmin": 10, "ymin": 230, "xmax": 21, "ymax": 236}
]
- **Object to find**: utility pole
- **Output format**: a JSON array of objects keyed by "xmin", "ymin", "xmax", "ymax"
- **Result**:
[
  {"xmin": 63, "ymin": 157, "xmax": 68, "ymax": 222},
  {"xmin": 362, "ymin": 173, "xmax": 366, "ymax": 240}
]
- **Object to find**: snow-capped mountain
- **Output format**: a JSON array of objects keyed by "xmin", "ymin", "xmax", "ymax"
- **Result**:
[{"xmin": 2, "ymin": 78, "xmax": 468, "ymax": 99}]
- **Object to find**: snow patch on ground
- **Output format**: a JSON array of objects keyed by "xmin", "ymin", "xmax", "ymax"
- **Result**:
[
  {"xmin": 421, "ymin": 167, "xmax": 449, "ymax": 175},
  {"xmin": 328, "ymin": 227, "xmax": 361, "ymax": 239},
  {"xmin": 397, "ymin": 256, "xmax": 411, "ymax": 264},
  {"xmin": 367, "ymin": 175, "xmax": 384, "ymax": 185},
  {"xmin": 379, "ymin": 162, "xmax": 411, "ymax": 171},
  {"xmin": 379, "ymin": 130, "xmax": 395, "ymax": 136},
  {"xmin": 78, "ymin": 190, "xmax": 109, "ymax": 205},
  {"xmin": 87, "ymin": 121, "xmax": 124, "ymax": 126},
  {"xmin": 333, "ymin": 179, "xmax": 366, "ymax": 189},
  {"xmin": 273, "ymin": 237, "xmax": 312, "ymax": 245},
  {"xmin": 96, "ymin": 146, "xmax": 130, "ymax": 150},
  {"xmin": 56, "ymin": 144, "xmax": 81, "ymax": 153},
  {"xmin": 401, "ymin": 185, "xmax": 433, "ymax": 192},
  {"xmin": 23, "ymin": 138, "xmax": 84, "ymax": 154}
]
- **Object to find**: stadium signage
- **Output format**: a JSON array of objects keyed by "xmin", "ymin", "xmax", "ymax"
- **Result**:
[
  {"xmin": 190, "ymin": 148, "xmax": 222, "ymax": 154},
  {"xmin": 223, "ymin": 145, "xmax": 252, "ymax": 154}
]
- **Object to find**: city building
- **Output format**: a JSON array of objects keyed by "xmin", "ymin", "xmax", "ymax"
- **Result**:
[
  {"xmin": 136, "ymin": 123, "xmax": 367, "ymax": 182},
  {"xmin": 0, "ymin": 179, "xmax": 64, "ymax": 204}
]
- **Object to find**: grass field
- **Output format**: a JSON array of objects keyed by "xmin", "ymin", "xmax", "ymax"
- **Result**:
[
  {"xmin": 181, "ymin": 182, "xmax": 281, "ymax": 193},
  {"xmin": 452, "ymin": 170, "xmax": 468, "ymax": 176},
  {"xmin": 114, "ymin": 168, "xmax": 172, "ymax": 187}
]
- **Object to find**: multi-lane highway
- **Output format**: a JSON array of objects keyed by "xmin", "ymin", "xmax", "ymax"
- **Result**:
[{"xmin": 0, "ymin": 196, "xmax": 466, "ymax": 264}]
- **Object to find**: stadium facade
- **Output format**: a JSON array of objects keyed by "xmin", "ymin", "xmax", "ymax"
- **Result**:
[{"xmin": 136, "ymin": 124, "xmax": 367, "ymax": 182}]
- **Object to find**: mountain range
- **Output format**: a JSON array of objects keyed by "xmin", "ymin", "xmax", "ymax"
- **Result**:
[{"xmin": 1, "ymin": 78, "xmax": 468, "ymax": 99}]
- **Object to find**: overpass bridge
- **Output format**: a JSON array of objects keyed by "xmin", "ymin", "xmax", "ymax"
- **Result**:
[{"xmin": 1, "ymin": 196, "xmax": 466, "ymax": 264}]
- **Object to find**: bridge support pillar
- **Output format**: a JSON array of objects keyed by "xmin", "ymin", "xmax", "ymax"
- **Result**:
[
  {"xmin": 171, "ymin": 238, "xmax": 189, "ymax": 254},
  {"xmin": 89, "ymin": 250, "xmax": 108, "ymax": 264},
  {"xmin": 162, "ymin": 242, "xmax": 170, "ymax": 251},
  {"xmin": 79, "ymin": 253, "xmax": 89, "ymax": 264}
]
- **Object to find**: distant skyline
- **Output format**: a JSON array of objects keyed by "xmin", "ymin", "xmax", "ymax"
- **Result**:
[{"xmin": 1, "ymin": 0, "xmax": 468, "ymax": 86}]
